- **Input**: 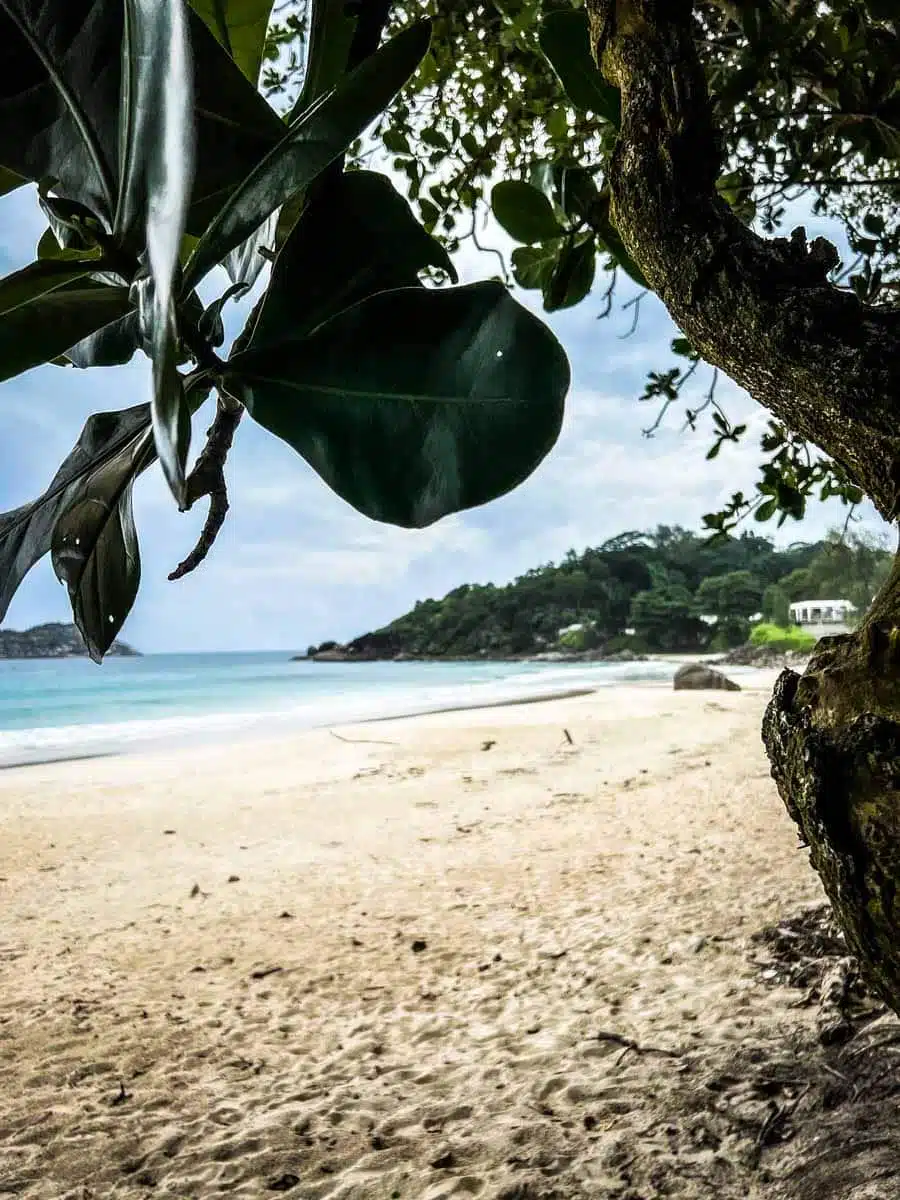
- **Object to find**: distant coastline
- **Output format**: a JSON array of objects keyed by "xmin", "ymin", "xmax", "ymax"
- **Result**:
[
  {"xmin": 0, "ymin": 622, "xmax": 140, "ymax": 660},
  {"xmin": 295, "ymin": 644, "xmax": 647, "ymax": 665}
]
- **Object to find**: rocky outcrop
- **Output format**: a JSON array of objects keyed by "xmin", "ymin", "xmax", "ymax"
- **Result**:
[
  {"xmin": 673, "ymin": 663, "xmax": 740, "ymax": 692},
  {"xmin": 717, "ymin": 643, "xmax": 810, "ymax": 669},
  {"xmin": 0, "ymin": 622, "xmax": 139, "ymax": 659}
]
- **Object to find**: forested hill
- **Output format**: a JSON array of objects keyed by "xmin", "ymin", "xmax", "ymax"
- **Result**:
[
  {"xmin": 0, "ymin": 622, "xmax": 140, "ymax": 659},
  {"xmin": 304, "ymin": 526, "xmax": 892, "ymax": 661}
]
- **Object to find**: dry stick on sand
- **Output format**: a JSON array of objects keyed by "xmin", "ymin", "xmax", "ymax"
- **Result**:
[
  {"xmin": 329, "ymin": 731, "xmax": 399, "ymax": 746},
  {"xmin": 593, "ymin": 1030, "xmax": 682, "ymax": 1066}
]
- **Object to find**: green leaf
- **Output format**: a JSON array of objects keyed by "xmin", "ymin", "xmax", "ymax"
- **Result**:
[
  {"xmin": 187, "ymin": 0, "xmax": 274, "ymax": 84},
  {"xmin": 511, "ymin": 243, "xmax": 560, "ymax": 291},
  {"xmin": 0, "ymin": 283, "xmax": 131, "ymax": 382},
  {"xmin": 248, "ymin": 169, "xmax": 457, "ymax": 351},
  {"xmin": 530, "ymin": 160, "xmax": 601, "ymax": 220},
  {"xmin": 0, "ymin": 4, "xmax": 281, "ymax": 238},
  {"xmin": 491, "ymin": 180, "xmax": 565, "ymax": 244},
  {"xmin": 0, "ymin": 259, "xmax": 98, "ymax": 317},
  {"xmin": 538, "ymin": 10, "xmax": 621, "ymax": 125},
  {"xmin": 65, "ymin": 311, "xmax": 142, "ymax": 369},
  {"xmin": 544, "ymin": 235, "xmax": 596, "ymax": 311},
  {"xmin": 383, "ymin": 128, "xmax": 411, "ymax": 154},
  {"xmin": 0, "ymin": 404, "xmax": 152, "ymax": 624},
  {"xmin": 0, "ymin": 0, "xmax": 120, "ymax": 219},
  {"xmin": 37, "ymin": 227, "xmax": 101, "ymax": 263},
  {"xmin": 226, "ymin": 281, "xmax": 570, "ymax": 528},
  {"xmin": 288, "ymin": 0, "xmax": 357, "ymax": 121},
  {"xmin": 755, "ymin": 497, "xmax": 778, "ymax": 522},
  {"xmin": 223, "ymin": 209, "xmax": 278, "ymax": 288},
  {"xmin": 52, "ymin": 430, "xmax": 150, "ymax": 662},
  {"xmin": 116, "ymin": 0, "xmax": 195, "ymax": 242},
  {"xmin": 199, "ymin": 281, "xmax": 249, "ymax": 347},
  {"xmin": 554, "ymin": 166, "xmax": 600, "ymax": 221},
  {"xmin": 183, "ymin": 20, "xmax": 433, "ymax": 290},
  {"xmin": 671, "ymin": 337, "xmax": 694, "ymax": 356},
  {"xmin": 0, "ymin": 166, "xmax": 25, "ymax": 197},
  {"xmin": 421, "ymin": 126, "xmax": 449, "ymax": 150},
  {"xmin": 186, "ymin": 11, "xmax": 285, "ymax": 234},
  {"xmin": 118, "ymin": 0, "xmax": 196, "ymax": 506}
]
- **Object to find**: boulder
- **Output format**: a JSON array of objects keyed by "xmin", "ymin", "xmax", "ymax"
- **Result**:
[{"xmin": 673, "ymin": 663, "xmax": 740, "ymax": 692}]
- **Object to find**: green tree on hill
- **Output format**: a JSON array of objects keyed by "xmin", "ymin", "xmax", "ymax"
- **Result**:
[
  {"xmin": 761, "ymin": 583, "xmax": 791, "ymax": 629},
  {"xmin": 695, "ymin": 570, "xmax": 764, "ymax": 620}
]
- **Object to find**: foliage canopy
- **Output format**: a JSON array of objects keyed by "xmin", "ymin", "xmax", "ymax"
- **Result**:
[{"xmin": 266, "ymin": 0, "xmax": 899, "ymax": 532}]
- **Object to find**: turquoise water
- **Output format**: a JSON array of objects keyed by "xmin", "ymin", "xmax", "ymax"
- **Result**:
[{"xmin": 0, "ymin": 652, "xmax": 682, "ymax": 765}]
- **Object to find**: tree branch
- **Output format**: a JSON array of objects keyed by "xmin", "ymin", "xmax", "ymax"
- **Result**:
[
  {"xmin": 584, "ymin": 0, "xmax": 900, "ymax": 521},
  {"xmin": 168, "ymin": 404, "xmax": 242, "ymax": 582}
]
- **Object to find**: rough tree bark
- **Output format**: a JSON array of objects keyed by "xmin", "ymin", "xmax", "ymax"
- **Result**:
[{"xmin": 583, "ymin": 0, "xmax": 900, "ymax": 1011}]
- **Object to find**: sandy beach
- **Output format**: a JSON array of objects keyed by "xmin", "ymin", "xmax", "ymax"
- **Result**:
[{"xmin": 2, "ymin": 677, "xmax": 897, "ymax": 1199}]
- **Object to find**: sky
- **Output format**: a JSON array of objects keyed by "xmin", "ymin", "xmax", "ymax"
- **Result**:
[{"xmin": 0, "ymin": 185, "xmax": 892, "ymax": 653}]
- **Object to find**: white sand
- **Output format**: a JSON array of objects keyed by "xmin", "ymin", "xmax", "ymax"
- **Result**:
[{"xmin": 0, "ymin": 679, "xmax": 826, "ymax": 1199}]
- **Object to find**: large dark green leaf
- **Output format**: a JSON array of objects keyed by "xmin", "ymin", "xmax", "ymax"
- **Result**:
[
  {"xmin": 248, "ymin": 169, "xmax": 457, "ymax": 350},
  {"xmin": 0, "ymin": 0, "xmax": 120, "ymax": 221},
  {"xmin": 539, "ymin": 10, "xmax": 621, "ymax": 125},
  {"xmin": 0, "ymin": 166, "xmax": 25, "ymax": 197},
  {"xmin": 287, "ymin": 0, "xmax": 357, "ymax": 120},
  {"xmin": 188, "ymin": 0, "xmax": 274, "ymax": 83},
  {"xmin": 187, "ymin": 12, "xmax": 285, "ymax": 234},
  {"xmin": 491, "ymin": 180, "xmax": 565, "ymax": 245},
  {"xmin": 118, "ymin": 0, "xmax": 196, "ymax": 506},
  {"xmin": 116, "ymin": 0, "xmax": 195, "ymax": 241},
  {"xmin": 183, "ymin": 20, "xmax": 433, "ymax": 290},
  {"xmin": 0, "ymin": 3, "xmax": 278, "ymax": 236},
  {"xmin": 52, "ymin": 434, "xmax": 149, "ymax": 662},
  {"xmin": 0, "ymin": 259, "xmax": 99, "ymax": 316},
  {"xmin": 65, "ymin": 311, "xmax": 142, "ymax": 368},
  {"xmin": 0, "ymin": 283, "xmax": 131, "ymax": 382},
  {"xmin": 226, "ymin": 281, "xmax": 570, "ymax": 528},
  {"xmin": 0, "ymin": 404, "xmax": 151, "ymax": 624}
]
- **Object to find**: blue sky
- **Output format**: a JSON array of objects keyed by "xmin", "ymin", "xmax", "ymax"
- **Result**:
[{"xmin": 0, "ymin": 184, "xmax": 891, "ymax": 652}]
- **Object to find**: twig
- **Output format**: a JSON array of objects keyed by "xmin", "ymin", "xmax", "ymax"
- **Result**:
[
  {"xmin": 619, "ymin": 290, "xmax": 647, "ymax": 338},
  {"xmin": 593, "ymin": 1029, "xmax": 681, "ymax": 1065},
  {"xmin": 329, "ymin": 730, "xmax": 398, "ymax": 746},
  {"xmin": 169, "ymin": 404, "xmax": 243, "ymax": 581},
  {"xmin": 250, "ymin": 965, "xmax": 283, "ymax": 980}
]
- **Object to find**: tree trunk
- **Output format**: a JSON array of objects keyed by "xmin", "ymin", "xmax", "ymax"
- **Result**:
[{"xmin": 583, "ymin": 0, "xmax": 900, "ymax": 1012}]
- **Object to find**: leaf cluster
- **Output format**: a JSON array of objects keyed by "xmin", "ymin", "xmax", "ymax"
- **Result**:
[{"xmin": 0, "ymin": 0, "xmax": 572, "ymax": 659}]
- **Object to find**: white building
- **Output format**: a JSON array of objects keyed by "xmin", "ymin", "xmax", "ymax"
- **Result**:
[{"xmin": 789, "ymin": 598, "xmax": 857, "ymax": 638}]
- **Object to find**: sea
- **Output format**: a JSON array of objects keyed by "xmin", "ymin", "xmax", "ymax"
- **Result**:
[{"xmin": 0, "ymin": 653, "xmax": 719, "ymax": 768}]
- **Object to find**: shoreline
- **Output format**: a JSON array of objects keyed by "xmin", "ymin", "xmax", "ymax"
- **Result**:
[
  {"xmin": 0, "ymin": 659, "xmax": 782, "ymax": 770},
  {"xmin": 0, "ymin": 685, "xmax": 609, "ymax": 770}
]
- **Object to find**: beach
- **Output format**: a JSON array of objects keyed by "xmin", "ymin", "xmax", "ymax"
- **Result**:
[{"xmin": 2, "ymin": 676, "xmax": 891, "ymax": 1199}]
